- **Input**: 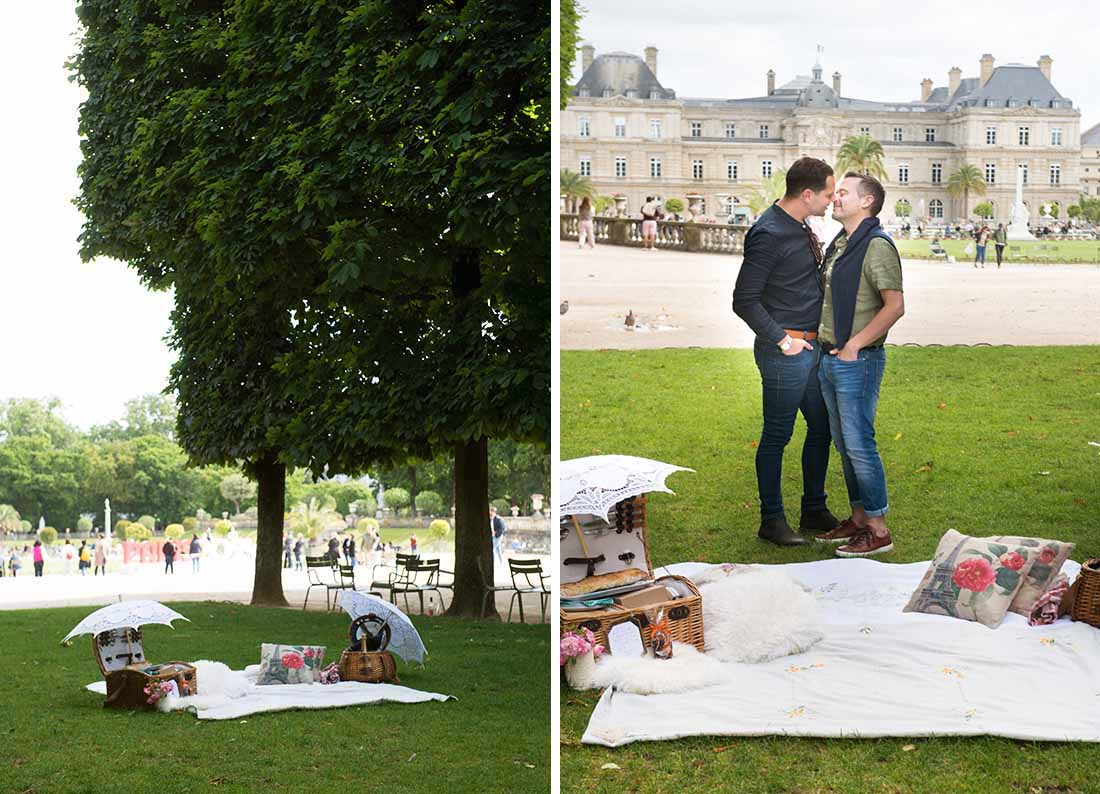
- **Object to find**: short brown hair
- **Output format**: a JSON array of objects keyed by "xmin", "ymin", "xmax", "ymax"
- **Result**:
[
  {"xmin": 843, "ymin": 171, "xmax": 886, "ymax": 217},
  {"xmin": 784, "ymin": 157, "xmax": 834, "ymax": 198}
]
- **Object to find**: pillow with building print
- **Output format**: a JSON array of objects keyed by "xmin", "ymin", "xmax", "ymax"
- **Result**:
[
  {"xmin": 989, "ymin": 533, "xmax": 1074, "ymax": 616},
  {"xmin": 256, "ymin": 643, "xmax": 326, "ymax": 685},
  {"xmin": 903, "ymin": 529, "xmax": 1038, "ymax": 628}
]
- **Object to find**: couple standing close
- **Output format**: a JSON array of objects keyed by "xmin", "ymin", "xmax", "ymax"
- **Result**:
[{"xmin": 733, "ymin": 157, "xmax": 905, "ymax": 557}]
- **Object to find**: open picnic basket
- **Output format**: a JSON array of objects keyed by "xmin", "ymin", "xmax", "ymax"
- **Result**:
[
  {"xmin": 94, "ymin": 627, "xmax": 197, "ymax": 710},
  {"xmin": 338, "ymin": 614, "xmax": 399, "ymax": 684},
  {"xmin": 1066, "ymin": 558, "xmax": 1100, "ymax": 627},
  {"xmin": 560, "ymin": 495, "xmax": 705, "ymax": 654}
]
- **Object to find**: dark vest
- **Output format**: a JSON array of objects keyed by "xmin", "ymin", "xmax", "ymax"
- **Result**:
[{"xmin": 826, "ymin": 217, "xmax": 897, "ymax": 348}]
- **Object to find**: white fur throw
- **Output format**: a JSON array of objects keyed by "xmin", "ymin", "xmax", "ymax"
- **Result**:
[
  {"xmin": 590, "ymin": 642, "xmax": 728, "ymax": 694},
  {"xmin": 699, "ymin": 567, "xmax": 824, "ymax": 663}
]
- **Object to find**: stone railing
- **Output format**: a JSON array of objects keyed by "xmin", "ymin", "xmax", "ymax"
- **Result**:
[{"xmin": 561, "ymin": 214, "xmax": 749, "ymax": 254}]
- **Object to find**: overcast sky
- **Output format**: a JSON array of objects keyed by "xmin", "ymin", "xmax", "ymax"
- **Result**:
[
  {"xmin": 574, "ymin": 0, "xmax": 1100, "ymax": 132},
  {"xmin": 0, "ymin": 5, "xmax": 175, "ymax": 431}
]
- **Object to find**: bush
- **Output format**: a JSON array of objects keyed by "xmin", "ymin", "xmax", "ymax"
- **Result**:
[
  {"xmin": 895, "ymin": 200, "xmax": 911, "ymax": 217},
  {"xmin": 414, "ymin": 490, "xmax": 444, "ymax": 516},
  {"xmin": 196, "ymin": 508, "xmax": 210, "ymax": 521},
  {"xmin": 491, "ymin": 498, "xmax": 511, "ymax": 515},
  {"xmin": 664, "ymin": 197, "xmax": 684, "ymax": 214},
  {"xmin": 974, "ymin": 201, "xmax": 993, "ymax": 219},
  {"xmin": 38, "ymin": 527, "xmax": 58, "ymax": 545},
  {"xmin": 349, "ymin": 495, "xmax": 377, "ymax": 517},
  {"xmin": 124, "ymin": 523, "xmax": 152, "ymax": 540},
  {"xmin": 427, "ymin": 519, "xmax": 452, "ymax": 545},
  {"xmin": 182, "ymin": 516, "xmax": 198, "ymax": 533},
  {"xmin": 244, "ymin": 506, "xmax": 258, "ymax": 519},
  {"xmin": 77, "ymin": 516, "xmax": 93, "ymax": 533},
  {"xmin": 356, "ymin": 517, "xmax": 379, "ymax": 535},
  {"xmin": 164, "ymin": 524, "xmax": 185, "ymax": 540},
  {"xmin": 20, "ymin": 519, "xmax": 32, "ymax": 533},
  {"xmin": 213, "ymin": 520, "xmax": 232, "ymax": 537},
  {"xmin": 137, "ymin": 515, "xmax": 156, "ymax": 531},
  {"xmin": 115, "ymin": 519, "xmax": 132, "ymax": 535},
  {"xmin": 384, "ymin": 487, "xmax": 410, "ymax": 513}
]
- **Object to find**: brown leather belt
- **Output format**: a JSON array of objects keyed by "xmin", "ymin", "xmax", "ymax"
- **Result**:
[{"xmin": 784, "ymin": 329, "xmax": 818, "ymax": 340}]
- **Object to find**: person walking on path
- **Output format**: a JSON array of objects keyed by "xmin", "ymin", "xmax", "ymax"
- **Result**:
[
  {"xmin": 346, "ymin": 534, "xmax": 356, "ymax": 569},
  {"xmin": 293, "ymin": 533, "xmax": 304, "ymax": 571},
  {"xmin": 813, "ymin": 172, "xmax": 905, "ymax": 558},
  {"xmin": 283, "ymin": 534, "xmax": 293, "ymax": 569},
  {"xmin": 189, "ymin": 534, "xmax": 202, "ymax": 573},
  {"xmin": 78, "ymin": 540, "xmax": 90, "ymax": 575},
  {"xmin": 490, "ymin": 506, "xmax": 507, "ymax": 563},
  {"xmin": 974, "ymin": 225, "xmax": 989, "ymax": 268},
  {"xmin": 639, "ymin": 196, "xmax": 664, "ymax": 251},
  {"xmin": 732, "ymin": 156, "xmax": 842, "ymax": 546},
  {"xmin": 994, "ymin": 223, "xmax": 1007, "ymax": 268},
  {"xmin": 327, "ymin": 535, "xmax": 340, "ymax": 564},
  {"xmin": 62, "ymin": 539, "xmax": 76, "ymax": 575},
  {"xmin": 577, "ymin": 197, "xmax": 596, "ymax": 249},
  {"xmin": 32, "ymin": 539, "xmax": 44, "ymax": 577},
  {"xmin": 94, "ymin": 534, "xmax": 107, "ymax": 576},
  {"xmin": 163, "ymin": 539, "xmax": 176, "ymax": 574},
  {"xmin": 8, "ymin": 549, "xmax": 20, "ymax": 577}
]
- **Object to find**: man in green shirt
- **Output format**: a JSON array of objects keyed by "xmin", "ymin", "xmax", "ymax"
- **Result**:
[
  {"xmin": 994, "ymin": 223, "xmax": 1007, "ymax": 268},
  {"xmin": 812, "ymin": 172, "xmax": 905, "ymax": 557}
]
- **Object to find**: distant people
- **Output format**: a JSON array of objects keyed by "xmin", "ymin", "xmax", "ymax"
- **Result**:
[
  {"xmin": 345, "ymin": 534, "xmax": 356, "ymax": 569},
  {"xmin": 94, "ymin": 534, "xmax": 107, "ymax": 576},
  {"xmin": 293, "ymin": 533, "xmax": 304, "ymax": 571},
  {"xmin": 994, "ymin": 223, "xmax": 1007, "ymax": 268},
  {"xmin": 78, "ymin": 540, "xmax": 90, "ymax": 576},
  {"xmin": 189, "ymin": 534, "xmax": 202, "ymax": 573},
  {"xmin": 409, "ymin": 535, "xmax": 418, "ymax": 555},
  {"xmin": 577, "ymin": 197, "xmax": 596, "ymax": 249},
  {"xmin": 327, "ymin": 535, "xmax": 340, "ymax": 564},
  {"xmin": 8, "ymin": 550, "xmax": 19, "ymax": 577},
  {"xmin": 283, "ymin": 534, "xmax": 293, "ymax": 569},
  {"xmin": 32, "ymin": 539, "xmax": 44, "ymax": 577},
  {"xmin": 341, "ymin": 534, "xmax": 352, "ymax": 565},
  {"xmin": 639, "ymin": 196, "xmax": 664, "ymax": 251},
  {"xmin": 490, "ymin": 505, "xmax": 507, "ymax": 563},
  {"xmin": 62, "ymin": 539, "xmax": 76, "ymax": 575},
  {"xmin": 974, "ymin": 225, "xmax": 989, "ymax": 268},
  {"xmin": 163, "ymin": 539, "xmax": 176, "ymax": 574}
]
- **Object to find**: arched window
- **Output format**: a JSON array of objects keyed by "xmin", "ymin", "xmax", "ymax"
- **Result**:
[{"xmin": 929, "ymin": 199, "xmax": 944, "ymax": 219}]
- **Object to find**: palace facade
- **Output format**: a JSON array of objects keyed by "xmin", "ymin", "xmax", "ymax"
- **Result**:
[{"xmin": 562, "ymin": 47, "xmax": 1085, "ymax": 224}]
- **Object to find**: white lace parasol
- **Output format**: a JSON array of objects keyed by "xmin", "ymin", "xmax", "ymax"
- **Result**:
[
  {"xmin": 340, "ymin": 591, "xmax": 427, "ymax": 665},
  {"xmin": 559, "ymin": 455, "xmax": 694, "ymax": 521},
  {"xmin": 62, "ymin": 600, "xmax": 191, "ymax": 644}
]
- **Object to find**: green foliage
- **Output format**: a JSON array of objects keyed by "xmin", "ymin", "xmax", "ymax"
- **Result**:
[
  {"xmin": 0, "ymin": 504, "xmax": 21, "ymax": 534},
  {"xmin": 746, "ymin": 170, "xmax": 788, "ymax": 215},
  {"xmin": 356, "ymin": 517, "xmax": 379, "ymax": 535},
  {"xmin": 182, "ymin": 516, "xmax": 198, "ymax": 533},
  {"xmin": 1075, "ymin": 195, "xmax": 1100, "ymax": 224},
  {"xmin": 663, "ymin": 198, "xmax": 685, "ymax": 214},
  {"xmin": 560, "ymin": 169, "xmax": 594, "ymax": 212},
  {"xmin": 974, "ymin": 201, "xmax": 994, "ymax": 219},
  {"xmin": 427, "ymin": 519, "xmax": 452, "ymax": 545},
  {"xmin": 834, "ymin": 136, "xmax": 887, "ymax": 181},
  {"xmin": 384, "ymin": 488, "xmax": 411, "ymax": 513},
  {"xmin": 212, "ymin": 520, "xmax": 232, "ymax": 537},
  {"xmin": 137, "ymin": 515, "xmax": 156, "ymax": 531},
  {"xmin": 76, "ymin": 516, "xmax": 93, "ymax": 532},
  {"xmin": 349, "ymin": 495, "xmax": 378, "ymax": 517},
  {"xmin": 89, "ymin": 394, "xmax": 178, "ymax": 442},
  {"xmin": 288, "ymin": 498, "xmax": 342, "ymax": 540},
  {"xmin": 1048, "ymin": 201, "xmax": 1061, "ymax": 219},
  {"xmin": 947, "ymin": 165, "xmax": 987, "ymax": 218},
  {"xmin": 895, "ymin": 200, "xmax": 911, "ymax": 217},
  {"xmin": 114, "ymin": 520, "xmax": 131, "ymax": 534},
  {"xmin": 1067, "ymin": 205, "xmax": 1082, "ymax": 219},
  {"xmin": 164, "ymin": 523, "xmax": 185, "ymax": 540},
  {"xmin": 124, "ymin": 523, "xmax": 151, "ymax": 541},
  {"xmin": 38, "ymin": 527, "xmax": 58, "ymax": 545},
  {"xmin": 491, "ymin": 498, "xmax": 511, "ymax": 515},
  {"xmin": 594, "ymin": 195, "xmax": 615, "ymax": 214},
  {"xmin": 560, "ymin": 0, "xmax": 582, "ymax": 109},
  {"xmin": 414, "ymin": 490, "xmax": 444, "ymax": 516},
  {"xmin": 219, "ymin": 472, "xmax": 257, "ymax": 514},
  {"xmin": 19, "ymin": 520, "xmax": 31, "ymax": 533}
]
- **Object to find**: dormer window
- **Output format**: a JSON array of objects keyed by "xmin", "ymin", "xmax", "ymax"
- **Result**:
[
  {"xmin": 578, "ymin": 86, "xmax": 590, "ymax": 98},
  {"xmin": 625, "ymin": 89, "xmax": 637, "ymax": 99},
  {"xmin": 602, "ymin": 87, "xmax": 613, "ymax": 98},
  {"xmin": 649, "ymin": 90, "xmax": 660, "ymax": 100}
]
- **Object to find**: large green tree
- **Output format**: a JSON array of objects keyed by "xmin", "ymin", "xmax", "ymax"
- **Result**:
[
  {"xmin": 947, "ymin": 164, "xmax": 987, "ymax": 221},
  {"xmin": 834, "ymin": 135, "xmax": 888, "ymax": 181},
  {"xmin": 560, "ymin": 0, "xmax": 583, "ymax": 109}
]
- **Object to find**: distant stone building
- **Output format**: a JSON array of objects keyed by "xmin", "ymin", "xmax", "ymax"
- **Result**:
[{"xmin": 562, "ymin": 46, "xmax": 1084, "ymax": 224}]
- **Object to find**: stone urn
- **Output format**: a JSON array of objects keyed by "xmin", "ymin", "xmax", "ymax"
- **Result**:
[
  {"xmin": 613, "ymin": 195, "xmax": 628, "ymax": 217},
  {"xmin": 530, "ymin": 493, "xmax": 545, "ymax": 515},
  {"xmin": 685, "ymin": 193, "xmax": 704, "ymax": 221}
]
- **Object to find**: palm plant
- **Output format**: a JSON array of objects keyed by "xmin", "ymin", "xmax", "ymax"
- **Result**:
[
  {"xmin": 834, "ymin": 135, "xmax": 888, "ymax": 181},
  {"xmin": 288, "ymin": 497, "xmax": 343, "ymax": 540},
  {"xmin": 745, "ymin": 169, "xmax": 788, "ymax": 215},
  {"xmin": 560, "ymin": 168, "xmax": 594, "ymax": 213},
  {"xmin": 0, "ymin": 504, "xmax": 20, "ymax": 534},
  {"xmin": 946, "ymin": 164, "xmax": 986, "ymax": 221}
]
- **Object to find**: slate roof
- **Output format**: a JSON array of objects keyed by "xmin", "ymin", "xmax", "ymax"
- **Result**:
[
  {"xmin": 573, "ymin": 52, "xmax": 676, "ymax": 99},
  {"xmin": 1083, "ymin": 122, "xmax": 1100, "ymax": 146}
]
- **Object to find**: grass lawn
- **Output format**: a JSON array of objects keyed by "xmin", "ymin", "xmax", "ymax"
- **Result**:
[
  {"xmin": 894, "ymin": 237, "xmax": 1100, "ymax": 263},
  {"xmin": 0, "ymin": 603, "xmax": 549, "ymax": 793},
  {"xmin": 561, "ymin": 346, "xmax": 1100, "ymax": 794}
]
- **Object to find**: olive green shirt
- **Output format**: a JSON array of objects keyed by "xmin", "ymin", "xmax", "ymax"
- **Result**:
[{"xmin": 818, "ymin": 232, "xmax": 904, "ymax": 346}]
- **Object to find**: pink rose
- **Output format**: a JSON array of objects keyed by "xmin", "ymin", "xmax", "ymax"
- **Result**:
[
  {"xmin": 304, "ymin": 648, "xmax": 315, "ymax": 658},
  {"xmin": 953, "ymin": 557, "xmax": 996, "ymax": 592},
  {"xmin": 281, "ymin": 652, "xmax": 305, "ymax": 670},
  {"xmin": 1039, "ymin": 546, "xmax": 1057, "ymax": 565},
  {"xmin": 999, "ymin": 552, "xmax": 1025, "ymax": 571}
]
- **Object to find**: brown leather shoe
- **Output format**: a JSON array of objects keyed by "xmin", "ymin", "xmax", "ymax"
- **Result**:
[
  {"xmin": 835, "ymin": 529, "xmax": 894, "ymax": 557},
  {"xmin": 814, "ymin": 518, "xmax": 867, "ymax": 544}
]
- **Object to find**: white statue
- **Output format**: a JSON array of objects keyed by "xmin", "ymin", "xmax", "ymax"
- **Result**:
[
  {"xmin": 1007, "ymin": 164, "xmax": 1035, "ymax": 241},
  {"xmin": 104, "ymin": 498, "xmax": 112, "ymax": 540}
]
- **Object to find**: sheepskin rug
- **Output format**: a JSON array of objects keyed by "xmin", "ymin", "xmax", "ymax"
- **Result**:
[
  {"xmin": 156, "ymin": 660, "xmax": 253, "ymax": 712},
  {"xmin": 589, "ymin": 642, "xmax": 728, "ymax": 694},
  {"xmin": 697, "ymin": 566, "xmax": 824, "ymax": 663}
]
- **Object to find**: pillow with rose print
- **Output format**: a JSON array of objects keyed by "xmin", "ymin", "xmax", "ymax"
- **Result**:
[
  {"xmin": 988, "ymin": 534, "xmax": 1074, "ymax": 615},
  {"xmin": 256, "ymin": 643, "xmax": 326, "ymax": 685},
  {"xmin": 903, "ymin": 530, "xmax": 1038, "ymax": 628}
]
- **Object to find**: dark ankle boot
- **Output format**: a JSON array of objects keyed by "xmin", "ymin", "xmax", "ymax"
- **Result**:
[
  {"xmin": 758, "ymin": 515, "xmax": 807, "ymax": 546},
  {"xmin": 799, "ymin": 508, "xmax": 841, "ymax": 533}
]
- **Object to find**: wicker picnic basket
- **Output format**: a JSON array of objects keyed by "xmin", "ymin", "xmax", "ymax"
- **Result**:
[
  {"xmin": 338, "ymin": 615, "xmax": 400, "ymax": 683},
  {"xmin": 93, "ymin": 628, "xmax": 197, "ymax": 710},
  {"xmin": 560, "ymin": 495, "xmax": 705, "ymax": 654},
  {"xmin": 1067, "ymin": 558, "xmax": 1100, "ymax": 627}
]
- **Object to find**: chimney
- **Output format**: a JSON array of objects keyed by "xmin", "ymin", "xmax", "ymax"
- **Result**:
[
  {"xmin": 1038, "ymin": 54, "xmax": 1052, "ymax": 81},
  {"xmin": 948, "ymin": 66, "xmax": 962, "ymax": 97},
  {"xmin": 580, "ymin": 44, "xmax": 594, "ymax": 74},
  {"xmin": 644, "ymin": 46, "xmax": 658, "ymax": 77},
  {"xmin": 980, "ymin": 53, "xmax": 994, "ymax": 87},
  {"xmin": 832, "ymin": 72, "xmax": 841, "ymax": 95},
  {"xmin": 767, "ymin": 69, "xmax": 775, "ymax": 96},
  {"xmin": 921, "ymin": 77, "xmax": 933, "ymax": 102}
]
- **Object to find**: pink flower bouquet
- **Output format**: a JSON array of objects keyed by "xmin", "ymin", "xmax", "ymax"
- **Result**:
[{"xmin": 559, "ymin": 627, "xmax": 606, "ymax": 666}]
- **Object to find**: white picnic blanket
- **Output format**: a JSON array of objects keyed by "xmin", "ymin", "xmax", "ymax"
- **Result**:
[
  {"xmin": 584, "ymin": 557, "xmax": 1100, "ymax": 746},
  {"xmin": 86, "ymin": 661, "xmax": 452, "ymax": 720}
]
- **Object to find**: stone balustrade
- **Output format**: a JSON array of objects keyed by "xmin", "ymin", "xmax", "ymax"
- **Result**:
[{"xmin": 562, "ymin": 213, "xmax": 748, "ymax": 254}]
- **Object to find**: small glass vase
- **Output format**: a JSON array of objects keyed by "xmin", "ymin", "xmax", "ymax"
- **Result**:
[{"xmin": 564, "ymin": 649, "xmax": 598, "ymax": 690}]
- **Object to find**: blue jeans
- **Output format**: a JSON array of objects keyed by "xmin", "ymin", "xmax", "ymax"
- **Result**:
[
  {"xmin": 818, "ymin": 347, "xmax": 889, "ymax": 517},
  {"xmin": 752, "ymin": 339, "xmax": 832, "ymax": 519},
  {"xmin": 975, "ymin": 244, "xmax": 986, "ymax": 264},
  {"xmin": 492, "ymin": 534, "xmax": 503, "ymax": 563}
]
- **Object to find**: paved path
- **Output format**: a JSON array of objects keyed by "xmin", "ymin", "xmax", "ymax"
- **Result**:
[
  {"xmin": 0, "ymin": 552, "xmax": 550, "ymax": 623},
  {"xmin": 561, "ymin": 241, "xmax": 1100, "ymax": 349}
]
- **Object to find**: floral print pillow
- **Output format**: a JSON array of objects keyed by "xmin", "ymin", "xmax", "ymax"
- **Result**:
[
  {"xmin": 903, "ymin": 530, "xmax": 1038, "ymax": 628},
  {"xmin": 989, "ymin": 534, "xmax": 1074, "ymax": 616},
  {"xmin": 256, "ymin": 644, "xmax": 326, "ymax": 685}
]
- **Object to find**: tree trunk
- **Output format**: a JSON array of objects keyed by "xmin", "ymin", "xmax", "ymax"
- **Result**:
[
  {"xmin": 408, "ymin": 465, "xmax": 418, "ymax": 517},
  {"xmin": 447, "ymin": 436, "xmax": 495, "ymax": 619},
  {"xmin": 251, "ymin": 451, "xmax": 288, "ymax": 606}
]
